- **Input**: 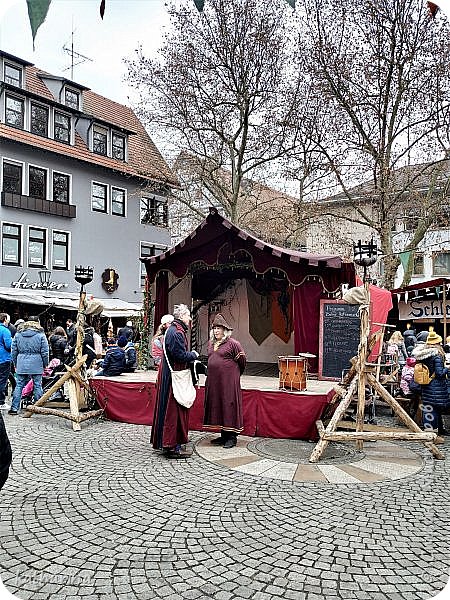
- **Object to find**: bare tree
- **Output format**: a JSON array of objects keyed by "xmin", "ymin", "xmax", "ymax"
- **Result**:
[
  {"xmin": 295, "ymin": 0, "xmax": 450, "ymax": 288},
  {"xmin": 125, "ymin": 0, "xmax": 302, "ymax": 229}
]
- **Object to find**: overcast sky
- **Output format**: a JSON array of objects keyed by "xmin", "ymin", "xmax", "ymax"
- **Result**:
[{"xmin": 0, "ymin": 0, "xmax": 170, "ymax": 105}]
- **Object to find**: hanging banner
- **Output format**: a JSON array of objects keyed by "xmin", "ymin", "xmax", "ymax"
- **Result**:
[{"xmin": 398, "ymin": 299, "xmax": 450, "ymax": 320}]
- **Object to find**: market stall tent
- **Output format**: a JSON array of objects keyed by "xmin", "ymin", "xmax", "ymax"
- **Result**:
[{"xmin": 143, "ymin": 207, "xmax": 356, "ymax": 371}]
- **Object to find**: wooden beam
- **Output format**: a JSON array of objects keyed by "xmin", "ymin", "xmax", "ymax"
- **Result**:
[
  {"xmin": 23, "ymin": 356, "xmax": 87, "ymax": 418},
  {"xmin": 336, "ymin": 420, "xmax": 410, "ymax": 433},
  {"xmin": 323, "ymin": 431, "xmax": 436, "ymax": 442},
  {"xmin": 366, "ymin": 373, "xmax": 444, "ymax": 460}
]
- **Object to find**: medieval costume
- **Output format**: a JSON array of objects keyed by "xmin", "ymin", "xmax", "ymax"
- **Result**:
[
  {"xmin": 204, "ymin": 313, "xmax": 246, "ymax": 448},
  {"xmin": 151, "ymin": 309, "xmax": 198, "ymax": 458}
]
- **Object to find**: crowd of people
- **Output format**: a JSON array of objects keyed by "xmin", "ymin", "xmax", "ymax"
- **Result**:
[
  {"xmin": 387, "ymin": 327, "xmax": 450, "ymax": 438},
  {"xmin": 0, "ymin": 314, "xmax": 139, "ymax": 416}
]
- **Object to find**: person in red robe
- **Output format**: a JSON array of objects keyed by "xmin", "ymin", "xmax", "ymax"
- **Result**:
[
  {"xmin": 203, "ymin": 314, "xmax": 246, "ymax": 448},
  {"xmin": 151, "ymin": 304, "xmax": 198, "ymax": 459}
]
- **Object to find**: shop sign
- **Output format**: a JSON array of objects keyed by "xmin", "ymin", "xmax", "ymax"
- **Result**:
[
  {"xmin": 101, "ymin": 268, "xmax": 119, "ymax": 293},
  {"xmin": 399, "ymin": 299, "xmax": 450, "ymax": 320},
  {"xmin": 11, "ymin": 273, "xmax": 69, "ymax": 291}
]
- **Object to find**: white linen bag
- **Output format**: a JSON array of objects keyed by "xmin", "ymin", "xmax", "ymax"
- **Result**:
[{"xmin": 163, "ymin": 337, "xmax": 196, "ymax": 408}]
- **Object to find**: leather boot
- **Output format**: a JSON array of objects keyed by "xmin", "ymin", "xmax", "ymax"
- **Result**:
[
  {"xmin": 210, "ymin": 431, "xmax": 226, "ymax": 445},
  {"xmin": 223, "ymin": 432, "xmax": 237, "ymax": 449}
]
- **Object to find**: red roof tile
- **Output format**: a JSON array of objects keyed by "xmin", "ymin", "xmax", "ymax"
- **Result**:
[{"xmin": 2, "ymin": 64, "xmax": 178, "ymax": 187}]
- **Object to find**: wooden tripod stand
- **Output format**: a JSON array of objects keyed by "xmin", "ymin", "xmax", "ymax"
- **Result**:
[
  {"xmin": 309, "ymin": 284, "xmax": 444, "ymax": 463},
  {"xmin": 23, "ymin": 289, "xmax": 103, "ymax": 431}
]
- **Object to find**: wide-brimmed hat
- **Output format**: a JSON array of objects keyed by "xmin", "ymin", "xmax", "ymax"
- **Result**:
[
  {"xmin": 161, "ymin": 314, "xmax": 174, "ymax": 326},
  {"xmin": 212, "ymin": 313, "xmax": 232, "ymax": 330},
  {"xmin": 426, "ymin": 332, "xmax": 442, "ymax": 345}
]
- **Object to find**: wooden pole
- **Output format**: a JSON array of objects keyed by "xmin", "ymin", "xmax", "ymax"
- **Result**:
[
  {"xmin": 355, "ymin": 282, "xmax": 370, "ymax": 450},
  {"xmin": 75, "ymin": 289, "xmax": 87, "ymax": 363}
]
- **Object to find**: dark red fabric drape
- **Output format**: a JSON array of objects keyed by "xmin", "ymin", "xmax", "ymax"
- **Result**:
[
  {"xmin": 153, "ymin": 271, "xmax": 169, "ymax": 334},
  {"xmin": 293, "ymin": 282, "xmax": 324, "ymax": 373},
  {"xmin": 89, "ymin": 379, "xmax": 332, "ymax": 440}
]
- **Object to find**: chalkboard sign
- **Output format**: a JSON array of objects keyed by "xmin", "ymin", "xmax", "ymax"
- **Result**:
[{"xmin": 318, "ymin": 301, "xmax": 361, "ymax": 381}]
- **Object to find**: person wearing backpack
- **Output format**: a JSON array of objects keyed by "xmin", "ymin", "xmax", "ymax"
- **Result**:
[{"xmin": 412, "ymin": 332, "xmax": 450, "ymax": 436}]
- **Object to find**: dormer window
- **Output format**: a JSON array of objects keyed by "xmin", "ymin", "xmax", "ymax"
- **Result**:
[
  {"xmin": 4, "ymin": 62, "xmax": 22, "ymax": 87},
  {"xmin": 54, "ymin": 111, "xmax": 71, "ymax": 144},
  {"xmin": 64, "ymin": 88, "xmax": 80, "ymax": 110},
  {"xmin": 112, "ymin": 132, "xmax": 126, "ymax": 161},
  {"xmin": 5, "ymin": 95, "xmax": 24, "ymax": 129},
  {"xmin": 93, "ymin": 125, "xmax": 108, "ymax": 156}
]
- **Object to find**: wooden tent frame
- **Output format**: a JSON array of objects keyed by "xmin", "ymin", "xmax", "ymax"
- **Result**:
[{"xmin": 309, "ymin": 283, "xmax": 444, "ymax": 462}]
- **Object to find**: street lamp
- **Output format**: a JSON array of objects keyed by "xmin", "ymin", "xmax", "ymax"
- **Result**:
[
  {"xmin": 38, "ymin": 269, "xmax": 51, "ymax": 289},
  {"xmin": 353, "ymin": 239, "xmax": 378, "ymax": 283},
  {"xmin": 74, "ymin": 266, "xmax": 94, "ymax": 364}
]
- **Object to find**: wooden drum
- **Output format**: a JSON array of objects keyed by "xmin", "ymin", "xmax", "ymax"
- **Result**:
[{"xmin": 278, "ymin": 356, "xmax": 307, "ymax": 391}]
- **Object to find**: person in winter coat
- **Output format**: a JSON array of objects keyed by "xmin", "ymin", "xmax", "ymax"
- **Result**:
[
  {"xmin": 117, "ymin": 321, "xmax": 134, "ymax": 342},
  {"xmin": 387, "ymin": 331, "xmax": 408, "ymax": 367},
  {"xmin": 400, "ymin": 357, "xmax": 416, "ymax": 396},
  {"xmin": 412, "ymin": 332, "xmax": 450, "ymax": 435},
  {"xmin": 0, "ymin": 411, "xmax": 12, "ymax": 491},
  {"xmin": 402, "ymin": 328, "xmax": 418, "ymax": 356},
  {"xmin": 151, "ymin": 314, "xmax": 174, "ymax": 368},
  {"xmin": 124, "ymin": 340, "xmax": 137, "ymax": 373},
  {"xmin": 0, "ymin": 313, "xmax": 12, "ymax": 411},
  {"xmin": 48, "ymin": 326, "xmax": 68, "ymax": 361},
  {"xmin": 95, "ymin": 336, "xmax": 127, "ymax": 376},
  {"xmin": 9, "ymin": 316, "xmax": 49, "ymax": 414}
]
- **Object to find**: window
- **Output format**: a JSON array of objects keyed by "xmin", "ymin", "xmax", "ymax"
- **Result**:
[
  {"xmin": 413, "ymin": 253, "xmax": 424, "ymax": 276},
  {"xmin": 93, "ymin": 126, "xmax": 108, "ymax": 156},
  {"xmin": 433, "ymin": 252, "xmax": 450, "ymax": 275},
  {"xmin": 140, "ymin": 242, "xmax": 166, "ymax": 286},
  {"xmin": 2, "ymin": 223, "xmax": 21, "ymax": 266},
  {"xmin": 140, "ymin": 196, "xmax": 168, "ymax": 226},
  {"xmin": 2, "ymin": 161, "xmax": 22, "ymax": 193},
  {"xmin": 54, "ymin": 111, "xmax": 71, "ymax": 143},
  {"xmin": 112, "ymin": 133, "xmax": 126, "ymax": 160},
  {"xmin": 111, "ymin": 187, "xmax": 126, "ymax": 217},
  {"xmin": 5, "ymin": 95, "xmax": 24, "ymax": 128},
  {"xmin": 30, "ymin": 103, "xmax": 49, "ymax": 137},
  {"xmin": 4, "ymin": 63, "xmax": 22, "ymax": 87},
  {"xmin": 28, "ymin": 166, "xmax": 47, "ymax": 199},
  {"xmin": 92, "ymin": 182, "xmax": 108, "ymax": 213},
  {"xmin": 64, "ymin": 88, "xmax": 79, "ymax": 110},
  {"xmin": 53, "ymin": 172, "xmax": 70, "ymax": 203},
  {"xmin": 52, "ymin": 231, "xmax": 69, "ymax": 270},
  {"xmin": 28, "ymin": 227, "xmax": 46, "ymax": 267}
]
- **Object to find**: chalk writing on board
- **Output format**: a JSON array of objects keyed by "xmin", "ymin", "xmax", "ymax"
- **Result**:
[{"xmin": 319, "ymin": 301, "xmax": 360, "ymax": 380}]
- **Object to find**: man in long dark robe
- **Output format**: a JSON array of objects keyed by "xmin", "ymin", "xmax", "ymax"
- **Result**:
[
  {"xmin": 151, "ymin": 304, "xmax": 198, "ymax": 459},
  {"xmin": 204, "ymin": 313, "xmax": 246, "ymax": 448}
]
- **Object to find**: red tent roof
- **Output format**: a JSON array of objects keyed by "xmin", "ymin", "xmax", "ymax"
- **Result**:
[{"xmin": 143, "ymin": 208, "xmax": 354, "ymax": 288}]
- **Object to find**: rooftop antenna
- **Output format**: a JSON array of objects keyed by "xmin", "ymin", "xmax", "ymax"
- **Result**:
[{"xmin": 62, "ymin": 21, "xmax": 92, "ymax": 80}]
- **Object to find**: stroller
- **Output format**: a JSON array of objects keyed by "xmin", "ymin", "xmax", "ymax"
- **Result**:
[{"xmin": 21, "ymin": 359, "xmax": 69, "ymax": 408}]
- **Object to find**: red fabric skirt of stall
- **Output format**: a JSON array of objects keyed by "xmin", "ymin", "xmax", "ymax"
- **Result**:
[{"xmin": 89, "ymin": 378, "xmax": 333, "ymax": 441}]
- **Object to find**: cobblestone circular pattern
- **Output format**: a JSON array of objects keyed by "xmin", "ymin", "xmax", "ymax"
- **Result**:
[
  {"xmin": 196, "ymin": 435, "xmax": 425, "ymax": 484},
  {"xmin": 247, "ymin": 438, "xmax": 364, "ymax": 464}
]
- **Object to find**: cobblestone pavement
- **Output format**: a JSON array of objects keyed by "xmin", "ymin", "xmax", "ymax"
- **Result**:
[{"xmin": 0, "ymin": 413, "xmax": 449, "ymax": 600}]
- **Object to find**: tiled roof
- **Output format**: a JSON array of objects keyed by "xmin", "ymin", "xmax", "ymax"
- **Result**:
[{"xmin": 1, "ymin": 64, "xmax": 178, "ymax": 187}]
